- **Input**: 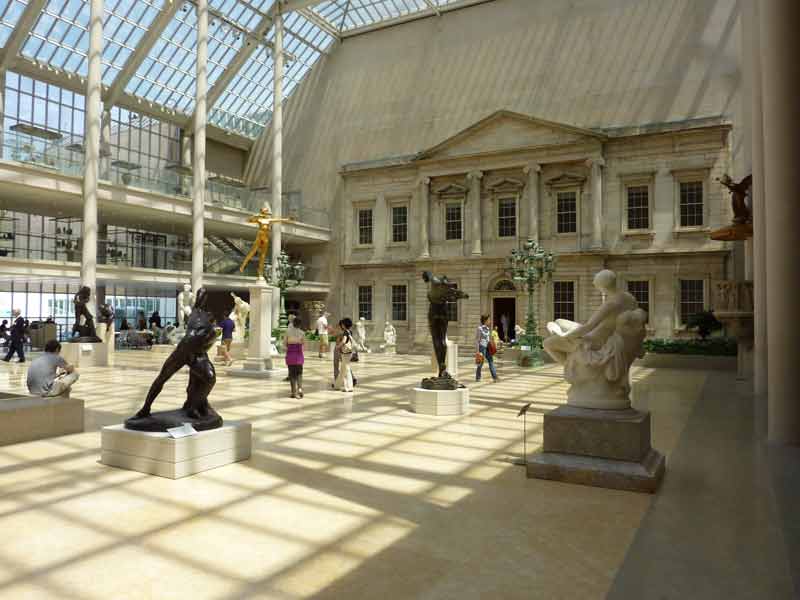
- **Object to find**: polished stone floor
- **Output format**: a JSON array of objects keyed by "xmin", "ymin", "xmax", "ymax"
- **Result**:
[{"xmin": 0, "ymin": 350, "xmax": 705, "ymax": 600}]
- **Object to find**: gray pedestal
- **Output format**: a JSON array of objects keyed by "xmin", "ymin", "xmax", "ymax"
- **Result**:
[
  {"xmin": 527, "ymin": 405, "xmax": 665, "ymax": 493},
  {"xmin": 0, "ymin": 391, "xmax": 84, "ymax": 446}
]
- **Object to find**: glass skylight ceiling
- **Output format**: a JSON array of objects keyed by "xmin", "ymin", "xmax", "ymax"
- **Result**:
[{"xmin": 1, "ymin": 0, "xmax": 483, "ymax": 138}]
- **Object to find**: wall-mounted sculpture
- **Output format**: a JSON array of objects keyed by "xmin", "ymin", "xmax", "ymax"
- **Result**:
[
  {"xmin": 125, "ymin": 288, "xmax": 221, "ymax": 432},
  {"xmin": 421, "ymin": 271, "xmax": 469, "ymax": 390}
]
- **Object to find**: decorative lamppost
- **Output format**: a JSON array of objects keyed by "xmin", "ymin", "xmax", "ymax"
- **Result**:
[
  {"xmin": 507, "ymin": 239, "xmax": 556, "ymax": 366},
  {"xmin": 266, "ymin": 250, "xmax": 305, "ymax": 327}
]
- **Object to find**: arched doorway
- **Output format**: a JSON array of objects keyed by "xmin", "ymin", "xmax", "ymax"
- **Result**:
[{"xmin": 490, "ymin": 279, "xmax": 517, "ymax": 342}]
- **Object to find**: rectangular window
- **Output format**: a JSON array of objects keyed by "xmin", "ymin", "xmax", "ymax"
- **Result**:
[
  {"xmin": 626, "ymin": 185, "xmax": 650, "ymax": 230},
  {"xmin": 498, "ymin": 198, "xmax": 517, "ymax": 237},
  {"xmin": 627, "ymin": 280, "xmax": 650, "ymax": 317},
  {"xmin": 446, "ymin": 283, "xmax": 459, "ymax": 322},
  {"xmin": 680, "ymin": 279, "xmax": 704, "ymax": 324},
  {"xmin": 679, "ymin": 181, "xmax": 704, "ymax": 227},
  {"xmin": 556, "ymin": 191, "xmax": 577, "ymax": 233},
  {"xmin": 445, "ymin": 203, "xmax": 462, "ymax": 240},
  {"xmin": 553, "ymin": 281, "xmax": 575, "ymax": 321},
  {"xmin": 391, "ymin": 205, "xmax": 408, "ymax": 243},
  {"xmin": 358, "ymin": 208, "xmax": 373, "ymax": 245},
  {"xmin": 391, "ymin": 284, "xmax": 407, "ymax": 321},
  {"xmin": 358, "ymin": 285, "xmax": 373, "ymax": 321}
]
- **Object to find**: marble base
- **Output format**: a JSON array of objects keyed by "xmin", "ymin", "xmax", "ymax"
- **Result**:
[
  {"xmin": 411, "ymin": 387, "xmax": 469, "ymax": 416},
  {"xmin": 228, "ymin": 358, "xmax": 286, "ymax": 379},
  {"xmin": 60, "ymin": 342, "xmax": 106, "ymax": 367},
  {"xmin": 0, "ymin": 391, "xmax": 84, "ymax": 446},
  {"xmin": 528, "ymin": 405, "xmax": 665, "ymax": 493},
  {"xmin": 101, "ymin": 421, "xmax": 252, "ymax": 479}
]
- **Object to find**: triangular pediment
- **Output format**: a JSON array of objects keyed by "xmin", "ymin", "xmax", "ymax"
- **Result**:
[
  {"xmin": 546, "ymin": 173, "xmax": 587, "ymax": 188},
  {"xmin": 417, "ymin": 110, "xmax": 605, "ymax": 160},
  {"xmin": 433, "ymin": 183, "xmax": 468, "ymax": 196}
]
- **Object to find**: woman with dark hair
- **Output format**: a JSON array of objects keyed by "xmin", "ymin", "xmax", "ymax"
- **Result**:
[
  {"xmin": 285, "ymin": 317, "xmax": 305, "ymax": 398},
  {"xmin": 334, "ymin": 317, "xmax": 355, "ymax": 392},
  {"xmin": 475, "ymin": 314, "xmax": 498, "ymax": 382}
]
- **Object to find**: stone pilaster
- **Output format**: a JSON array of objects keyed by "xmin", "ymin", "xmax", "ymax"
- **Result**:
[
  {"xmin": 586, "ymin": 158, "xmax": 605, "ymax": 248},
  {"xmin": 523, "ymin": 163, "xmax": 541, "ymax": 242},
  {"xmin": 468, "ymin": 170, "xmax": 483, "ymax": 256},
  {"xmin": 418, "ymin": 177, "xmax": 431, "ymax": 258}
]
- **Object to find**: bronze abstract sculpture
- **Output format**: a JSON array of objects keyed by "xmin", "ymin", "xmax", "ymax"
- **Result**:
[
  {"xmin": 421, "ymin": 271, "xmax": 469, "ymax": 390},
  {"xmin": 125, "ymin": 288, "xmax": 221, "ymax": 432},
  {"xmin": 70, "ymin": 286, "xmax": 101, "ymax": 342}
]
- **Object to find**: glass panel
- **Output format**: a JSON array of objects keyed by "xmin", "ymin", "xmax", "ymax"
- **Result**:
[
  {"xmin": 627, "ymin": 280, "xmax": 650, "ymax": 318},
  {"xmin": 626, "ymin": 185, "xmax": 649, "ymax": 230},
  {"xmin": 680, "ymin": 181, "xmax": 704, "ymax": 227},
  {"xmin": 445, "ymin": 202, "xmax": 462, "ymax": 240},
  {"xmin": 0, "ymin": 0, "xmax": 29, "ymax": 48},
  {"xmin": 553, "ymin": 281, "xmax": 575, "ymax": 321},
  {"xmin": 358, "ymin": 285, "xmax": 372, "ymax": 321},
  {"xmin": 391, "ymin": 284, "xmax": 407, "ymax": 321},
  {"xmin": 358, "ymin": 208, "xmax": 373, "ymax": 245},
  {"xmin": 391, "ymin": 205, "xmax": 407, "ymax": 243},
  {"xmin": 556, "ymin": 191, "xmax": 577, "ymax": 234},
  {"xmin": 498, "ymin": 197, "xmax": 516, "ymax": 237},
  {"xmin": 680, "ymin": 279, "xmax": 704, "ymax": 324}
]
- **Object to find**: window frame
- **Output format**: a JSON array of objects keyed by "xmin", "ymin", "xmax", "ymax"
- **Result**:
[
  {"xmin": 443, "ymin": 199, "xmax": 465, "ymax": 242},
  {"xmin": 619, "ymin": 172, "xmax": 656, "ymax": 236},
  {"xmin": 675, "ymin": 277, "xmax": 708, "ymax": 329},
  {"xmin": 672, "ymin": 168, "xmax": 710, "ymax": 232},
  {"xmin": 554, "ymin": 188, "xmax": 580, "ymax": 236},
  {"xmin": 389, "ymin": 283, "xmax": 408, "ymax": 323},
  {"xmin": 388, "ymin": 201, "xmax": 410, "ymax": 246},
  {"xmin": 495, "ymin": 194, "xmax": 519, "ymax": 239},
  {"xmin": 356, "ymin": 283, "xmax": 374, "ymax": 322},
  {"xmin": 552, "ymin": 280, "xmax": 577, "ymax": 323},
  {"xmin": 353, "ymin": 202, "xmax": 375, "ymax": 248}
]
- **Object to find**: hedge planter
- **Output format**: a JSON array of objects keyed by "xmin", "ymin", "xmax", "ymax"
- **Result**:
[{"xmin": 636, "ymin": 353, "xmax": 737, "ymax": 371}]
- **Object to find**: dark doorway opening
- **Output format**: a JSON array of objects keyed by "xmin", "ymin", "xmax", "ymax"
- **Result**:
[{"xmin": 492, "ymin": 297, "xmax": 516, "ymax": 342}]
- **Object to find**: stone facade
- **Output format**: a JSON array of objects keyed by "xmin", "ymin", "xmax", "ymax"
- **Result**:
[{"xmin": 337, "ymin": 111, "xmax": 731, "ymax": 349}]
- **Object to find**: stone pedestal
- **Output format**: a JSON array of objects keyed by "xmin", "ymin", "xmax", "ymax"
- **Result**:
[
  {"xmin": 0, "ymin": 391, "xmax": 84, "ymax": 446},
  {"xmin": 101, "ymin": 421, "xmax": 252, "ymax": 479},
  {"xmin": 61, "ymin": 342, "xmax": 104, "ymax": 367},
  {"xmin": 411, "ymin": 387, "xmax": 469, "ymax": 416},
  {"xmin": 230, "ymin": 281, "xmax": 280, "ymax": 379},
  {"xmin": 715, "ymin": 310, "xmax": 754, "ymax": 381},
  {"xmin": 94, "ymin": 323, "xmax": 114, "ymax": 366},
  {"xmin": 527, "ymin": 406, "xmax": 665, "ymax": 493},
  {"xmin": 430, "ymin": 341, "xmax": 458, "ymax": 378}
]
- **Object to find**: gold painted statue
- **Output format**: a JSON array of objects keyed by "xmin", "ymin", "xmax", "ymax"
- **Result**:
[{"xmin": 239, "ymin": 207, "xmax": 293, "ymax": 279}]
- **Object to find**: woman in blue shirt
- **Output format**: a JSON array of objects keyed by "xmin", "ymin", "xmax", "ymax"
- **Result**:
[{"xmin": 475, "ymin": 314, "xmax": 498, "ymax": 382}]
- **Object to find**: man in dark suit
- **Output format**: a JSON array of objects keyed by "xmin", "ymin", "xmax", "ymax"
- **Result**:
[{"xmin": 3, "ymin": 309, "xmax": 25, "ymax": 363}]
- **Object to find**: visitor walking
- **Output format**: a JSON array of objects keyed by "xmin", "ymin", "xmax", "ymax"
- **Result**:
[
  {"xmin": 335, "ymin": 318, "xmax": 355, "ymax": 392},
  {"xmin": 285, "ymin": 317, "xmax": 305, "ymax": 398},
  {"xmin": 0, "ymin": 319, "xmax": 8, "ymax": 344},
  {"xmin": 27, "ymin": 340, "xmax": 79, "ymax": 396},
  {"xmin": 149, "ymin": 311, "xmax": 162, "ymax": 329},
  {"xmin": 219, "ymin": 313, "xmax": 235, "ymax": 366},
  {"xmin": 316, "ymin": 311, "xmax": 329, "ymax": 358},
  {"xmin": 475, "ymin": 314, "xmax": 498, "ymax": 382},
  {"xmin": 2, "ymin": 308, "xmax": 25, "ymax": 363}
]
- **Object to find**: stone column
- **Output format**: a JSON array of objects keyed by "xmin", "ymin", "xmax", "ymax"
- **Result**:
[
  {"xmin": 418, "ymin": 177, "xmax": 430, "ymax": 258},
  {"xmin": 270, "ymin": 10, "xmax": 284, "ymax": 282},
  {"xmin": 230, "ymin": 281, "xmax": 277, "ymax": 378},
  {"xmin": 587, "ymin": 158, "xmax": 604, "ymax": 248},
  {"xmin": 0, "ymin": 70, "xmax": 5, "ymax": 156},
  {"xmin": 751, "ymin": 0, "xmax": 768, "ymax": 399},
  {"xmin": 523, "ymin": 163, "xmax": 541, "ymax": 242},
  {"xmin": 761, "ymin": 0, "xmax": 800, "ymax": 444},
  {"xmin": 468, "ymin": 170, "xmax": 483, "ymax": 256},
  {"xmin": 191, "ymin": 0, "xmax": 208, "ymax": 292},
  {"xmin": 181, "ymin": 133, "xmax": 192, "ymax": 168},
  {"xmin": 82, "ymin": 0, "xmax": 103, "ymax": 319}
]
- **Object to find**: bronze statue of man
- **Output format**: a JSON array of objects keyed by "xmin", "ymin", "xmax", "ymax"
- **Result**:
[
  {"xmin": 422, "ymin": 271, "xmax": 469, "ymax": 382},
  {"xmin": 71, "ymin": 286, "xmax": 100, "ymax": 341},
  {"xmin": 718, "ymin": 174, "xmax": 752, "ymax": 224}
]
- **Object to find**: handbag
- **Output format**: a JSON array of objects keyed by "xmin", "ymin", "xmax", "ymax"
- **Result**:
[
  {"xmin": 350, "ymin": 350, "xmax": 359, "ymax": 362},
  {"xmin": 341, "ymin": 334, "xmax": 353, "ymax": 355},
  {"xmin": 488, "ymin": 341, "xmax": 497, "ymax": 356},
  {"xmin": 475, "ymin": 352, "xmax": 485, "ymax": 365}
]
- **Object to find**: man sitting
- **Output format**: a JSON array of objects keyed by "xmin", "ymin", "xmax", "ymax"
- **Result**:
[{"xmin": 26, "ymin": 340, "xmax": 80, "ymax": 397}]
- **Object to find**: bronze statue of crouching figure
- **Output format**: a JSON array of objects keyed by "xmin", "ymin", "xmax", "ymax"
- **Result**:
[{"xmin": 125, "ymin": 288, "xmax": 221, "ymax": 432}]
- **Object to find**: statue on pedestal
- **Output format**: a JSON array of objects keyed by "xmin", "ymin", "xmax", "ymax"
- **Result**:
[
  {"xmin": 421, "ymin": 271, "xmax": 469, "ymax": 390},
  {"xmin": 355, "ymin": 317, "xmax": 370, "ymax": 352},
  {"xmin": 126, "ymin": 288, "xmax": 221, "ymax": 431},
  {"xmin": 544, "ymin": 270, "xmax": 647, "ymax": 410},
  {"xmin": 229, "ymin": 292, "xmax": 250, "ymax": 342},
  {"xmin": 383, "ymin": 321, "xmax": 397, "ymax": 348},
  {"xmin": 177, "ymin": 283, "xmax": 195, "ymax": 329},
  {"xmin": 239, "ymin": 207, "xmax": 293, "ymax": 280},
  {"xmin": 70, "ymin": 286, "xmax": 101, "ymax": 342},
  {"xmin": 718, "ymin": 173, "xmax": 752, "ymax": 224}
]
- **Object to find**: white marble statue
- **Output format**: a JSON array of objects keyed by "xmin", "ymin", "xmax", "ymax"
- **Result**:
[
  {"xmin": 383, "ymin": 321, "xmax": 397, "ymax": 347},
  {"xmin": 229, "ymin": 292, "xmax": 250, "ymax": 342},
  {"xmin": 177, "ymin": 283, "xmax": 195, "ymax": 329},
  {"xmin": 514, "ymin": 323, "xmax": 526, "ymax": 340},
  {"xmin": 355, "ymin": 316, "xmax": 370, "ymax": 353},
  {"xmin": 544, "ymin": 269, "xmax": 647, "ymax": 410}
]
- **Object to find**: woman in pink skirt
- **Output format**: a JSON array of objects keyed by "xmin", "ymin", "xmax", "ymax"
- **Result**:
[{"xmin": 285, "ymin": 317, "xmax": 305, "ymax": 398}]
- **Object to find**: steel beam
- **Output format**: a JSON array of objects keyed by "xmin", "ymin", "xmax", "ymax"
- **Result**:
[{"xmin": 0, "ymin": 0, "xmax": 48, "ymax": 70}]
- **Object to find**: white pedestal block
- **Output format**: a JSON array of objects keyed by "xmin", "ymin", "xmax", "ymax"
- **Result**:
[
  {"xmin": 61, "ymin": 343, "xmax": 81, "ymax": 366},
  {"xmin": 411, "ymin": 387, "xmax": 469, "ymax": 416},
  {"xmin": 229, "ymin": 359, "xmax": 287, "ymax": 379},
  {"xmin": 430, "ymin": 341, "xmax": 458, "ymax": 378},
  {"xmin": 230, "ymin": 281, "xmax": 279, "ymax": 379},
  {"xmin": 0, "ymin": 391, "xmax": 84, "ymax": 446},
  {"xmin": 101, "ymin": 421, "xmax": 252, "ymax": 479},
  {"xmin": 95, "ymin": 324, "xmax": 115, "ymax": 366}
]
